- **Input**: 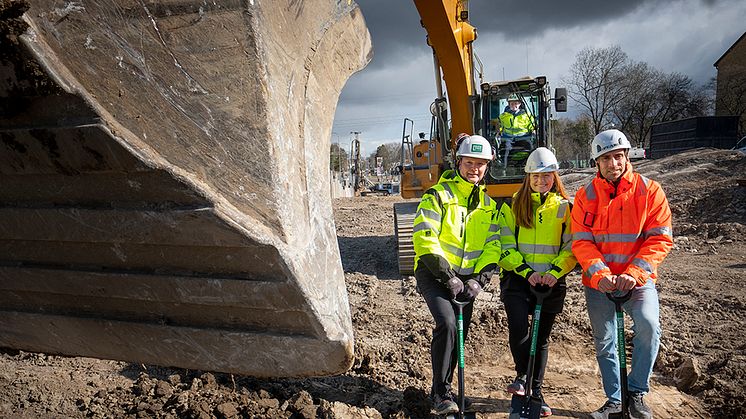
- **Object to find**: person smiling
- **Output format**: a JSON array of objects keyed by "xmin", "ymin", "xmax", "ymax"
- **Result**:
[
  {"xmin": 497, "ymin": 147, "xmax": 577, "ymax": 418},
  {"xmin": 412, "ymin": 134, "xmax": 501, "ymax": 415}
]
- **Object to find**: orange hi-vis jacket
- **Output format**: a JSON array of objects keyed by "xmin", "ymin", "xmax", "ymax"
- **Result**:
[{"xmin": 571, "ymin": 163, "xmax": 673, "ymax": 289}]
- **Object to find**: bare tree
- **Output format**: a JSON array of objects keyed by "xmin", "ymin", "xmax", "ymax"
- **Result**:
[
  {"xmin": 552, "ymin": 116, "xmax": 593, "ymax": 165},
  {"xmin": 564, "ymin": 46, "xmax": 630, "ymax": 134}
]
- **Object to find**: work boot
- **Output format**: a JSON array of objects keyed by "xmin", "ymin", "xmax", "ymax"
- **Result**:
[
  {"xmin": 532, "ymin": 389, "xmax": 552, "ymax": 417},
  {"xmin": 431, "ymin": 391, "xmax": 458, "ymax": 415},
  {"xmin": 628, "ymin": 392, "xmax": 653, "ymax": 419},
  {"xmin": 506, "ymin": 374, "xmax": 527, "ymax": 396},
  {"xmin": 443, "ymin": 389, "xmax": 473, "ymax": 412},
  {"xmin": 508, "ymin": 394, "xmax": 524, "ymax": 419},
  {"xmin": 589, "ymin": 400, "xmax": 622, "ymax": 419}
]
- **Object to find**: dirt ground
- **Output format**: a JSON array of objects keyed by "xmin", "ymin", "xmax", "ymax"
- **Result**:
[{"xmin": 1, "ymin": 148, "xmax": 745, "ymax": 418}]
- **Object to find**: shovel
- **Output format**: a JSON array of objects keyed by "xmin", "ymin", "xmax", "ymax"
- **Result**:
[
  {"xmin": 517, "ymin": 284, "xmax": 553, "ymax": 419},
  {"xmin": 606, "ymin": 290, "xmax": 633, "ymax": 419},
  {"xmin": 447, "ymin": 299, "xmax": 477, "ymax": 419}
]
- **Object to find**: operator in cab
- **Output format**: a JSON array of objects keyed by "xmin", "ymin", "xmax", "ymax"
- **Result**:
[
  {"xmin": 412, "ymin": 134, "xmax": 501, "ymax": 415},
  {"xmin": 498, "ymin": 94, "xmax": 536, "ymax": 172}
]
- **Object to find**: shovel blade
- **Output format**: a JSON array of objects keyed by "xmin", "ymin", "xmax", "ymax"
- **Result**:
[
  {"xmin": 443, "ymin": 412, "xmax": 477, "ymax": 419},
  {"xmin": 518, "ymin": 396, "xmax": 543, "ymax": 419}
]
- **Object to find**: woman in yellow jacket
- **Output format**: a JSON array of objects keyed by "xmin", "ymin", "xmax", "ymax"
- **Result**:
[{"xmin": 497, "ymin": 147, "xmax": 576, "ymax": 418}]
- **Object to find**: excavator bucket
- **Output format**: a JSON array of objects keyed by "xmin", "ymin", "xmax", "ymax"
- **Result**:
[{"xmin": 0, "ymin": 1, "xmax": 371, "ymax": 377}]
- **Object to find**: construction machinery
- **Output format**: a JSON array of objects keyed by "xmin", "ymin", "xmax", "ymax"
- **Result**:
[
  {"xmin": 395, "ymin": 0, "xmax": 568, "ymax": 275},
  {"xmin": 0, "ymin": 1, "xmax": 371, "ymax": 377}
]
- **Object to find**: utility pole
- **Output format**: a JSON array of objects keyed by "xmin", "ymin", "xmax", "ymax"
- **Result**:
[{"xmin": 350, "ymin": 131, "xmax": 361, "ymax": 194}]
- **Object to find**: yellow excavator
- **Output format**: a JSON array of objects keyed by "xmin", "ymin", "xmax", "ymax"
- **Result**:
[
  {"xmin": 395, "ymin": 0, "xmax": 568, "ymax": 275},
  {"xmin": 0, "ymin": 1, "xmax": 371, "ymax": 377}
]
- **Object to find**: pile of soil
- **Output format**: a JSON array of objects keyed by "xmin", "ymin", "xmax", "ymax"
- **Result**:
[{"xmin": 1, "ymin": 148, "xmax": 744, "ymax": 418}]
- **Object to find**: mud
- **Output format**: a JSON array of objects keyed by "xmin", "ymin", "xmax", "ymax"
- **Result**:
[{"xmin": 1, "ymin": 148, "xmax": 744, "ymax": 418}]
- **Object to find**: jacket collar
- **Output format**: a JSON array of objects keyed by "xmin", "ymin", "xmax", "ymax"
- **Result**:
[
  {"xmin": 596, "ymin": 161, "xmax": 635, "ymax": 192},
  {"xmin": 440, "ymin": 169, "xmax": 483, "ymax": 196}
]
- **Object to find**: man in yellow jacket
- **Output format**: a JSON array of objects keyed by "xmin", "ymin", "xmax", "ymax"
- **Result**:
[
  {"xmin": 413, "ymin": 134, "xmax": 500, "ymax": 415},
  {"xmin": 572, "ymin": 129, "xmax": 673, "ymax": 419}
]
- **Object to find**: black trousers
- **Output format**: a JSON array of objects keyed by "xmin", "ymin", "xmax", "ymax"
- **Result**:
[
  {"xmin": 416, "ymin": 267, "xmax": 474, "ymax": 397},
  {"xmin": 500, "ymin": 271, "xmax": 566, "ymax": 391}
]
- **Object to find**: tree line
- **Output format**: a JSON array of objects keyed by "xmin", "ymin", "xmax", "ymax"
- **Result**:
[{"xmin": 333, "ymin": 45, "xmax": 743, "ymax": 170}]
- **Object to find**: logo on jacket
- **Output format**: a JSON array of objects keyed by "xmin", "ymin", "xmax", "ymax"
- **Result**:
[{"xmin": 539, "ymin": 213, "xmax": 543, "ymax": 224}]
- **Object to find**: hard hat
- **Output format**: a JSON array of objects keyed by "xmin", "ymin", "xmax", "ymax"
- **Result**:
[
  {"xmin": 525, "ymin": 147, "xmax": 559, "ymax": 173},
  {"xmin": 456, "ymin": 135, "xmax": 493, "ymax": 161},
  {"xmin": 591, "ymin": 129, "xmax": 631, "ymax": 160},
  {"xmin": 507, "ymin": 93, "xmax": 520, "ymax": 102}
]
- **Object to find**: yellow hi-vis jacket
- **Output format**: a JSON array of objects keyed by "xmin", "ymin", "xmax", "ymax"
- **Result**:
[
  {"xmin": 413, "ymin": 170, "xmax": 500, "ymax": 281},
  {"xmin": 497, "ymin": 192, "xmax": 576, "ymax": 279},
  {"xmin": 499, "ymin": 109, "xmax": 535, "ymax": 138}
]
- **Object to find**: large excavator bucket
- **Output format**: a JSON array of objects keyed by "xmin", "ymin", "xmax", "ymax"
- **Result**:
[{"xmin": 0, "ymin": 1, "xmax": 371, "ymax": 377}]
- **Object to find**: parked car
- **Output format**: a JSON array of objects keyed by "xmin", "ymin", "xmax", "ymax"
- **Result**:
[{"xmin": 629, "ymin": 147, "xmax": 646, "ymax": 160}]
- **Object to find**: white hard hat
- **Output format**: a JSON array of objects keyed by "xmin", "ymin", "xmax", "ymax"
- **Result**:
[
  {"xmin": 525, "ymin": 147, "xmax": 559, "ymax": 173},
  {"xmin": 456, "ymin": 135, "xmax": 493, "ymax": 161},
  {"xmin": 507, "ymin": 93, "xmax": 520, "ymax": 102},
  {"xmin": 591, "ymin": 129, "xmax": 631, "ymax": 160}
]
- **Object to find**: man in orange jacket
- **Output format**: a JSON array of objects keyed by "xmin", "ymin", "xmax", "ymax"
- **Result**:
[{"xmin": 571, "ymin": 129, "xmax": 673, "ymax": 419}]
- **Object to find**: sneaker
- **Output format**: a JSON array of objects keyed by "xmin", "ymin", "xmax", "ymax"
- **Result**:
[
  {"xmin": 628, "ymin": 392, "xmax": 652, "ymax": 419},
  {"xmin": 589, "ymin": 400, "xmax": 622, "ymax": 419},
  {"xmin": 431, "ymin": 392, "xmax": 458, "ymax": 415},
  {"xmin": 506, "ymin": 375, "xmax": 527, "ymax": 396}
]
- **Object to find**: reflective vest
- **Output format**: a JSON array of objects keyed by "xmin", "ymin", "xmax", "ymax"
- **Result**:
[
  {"xmin": 499, "ymin": 109, "xmax": 534, "ymax": 137},
  {"xmin": 413, "ymin": 170, "xmax": 500, "ymax": 277},
  {"xmin": 571, "ymin": 164, "xmax": 673, "ymax": 289},
  {"xmin": 498, "ymin": 192, "xmax": 576, "ymax": 279}
]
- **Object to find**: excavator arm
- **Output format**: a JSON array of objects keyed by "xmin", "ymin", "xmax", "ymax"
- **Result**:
[{"xmin": 413, "ymin": 0, "xmax": 478, "ymax": 144}]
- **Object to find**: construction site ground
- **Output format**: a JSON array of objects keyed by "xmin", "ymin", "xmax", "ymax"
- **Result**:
[{"xmin": 1, "ymin": 148, "xmax": 744, "ymax": 418}]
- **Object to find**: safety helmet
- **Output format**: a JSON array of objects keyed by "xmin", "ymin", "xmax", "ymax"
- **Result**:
[
  {"xmin": 456, "ymin": 135, "xmax": 493, "ymax": 161},
  {"xmin": 591, "ymin": 129, "xmax": 631, "ymax": 160},
  {"xmin": 525, "ymin": 147, "xmax": 559, "ymax": 173},
  {"xmin": 507, "ymin": 93, "xmax": 521, "ymax": 102}
]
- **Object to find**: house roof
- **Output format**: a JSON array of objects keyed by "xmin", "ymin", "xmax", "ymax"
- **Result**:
[{"xmin": 714, "ymin": 31, "xmax": 746, "ymax": 68}]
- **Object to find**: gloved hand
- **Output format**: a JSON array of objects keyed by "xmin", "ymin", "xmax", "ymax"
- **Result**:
[
  {"xmin": 447, "ymin": 277, "xmax": 464, "ymax": 299},
  {"xmin": 464, "ymin": 279, "xmax": 482, "ymax": 300}
]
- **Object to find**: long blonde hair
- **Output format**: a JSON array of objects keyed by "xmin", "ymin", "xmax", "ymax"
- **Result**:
[{"xmin": 512, "ymin": 171, "xmax": 569, "ymax": 229}]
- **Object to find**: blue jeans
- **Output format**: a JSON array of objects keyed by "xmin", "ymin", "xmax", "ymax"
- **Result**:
[{"xmin": 584, "ymin": 280, "xmax": 661, "ymax": 404}]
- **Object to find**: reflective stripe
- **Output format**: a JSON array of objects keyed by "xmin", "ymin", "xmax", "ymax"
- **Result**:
[
  {"xmin": 441, "ymin": 242, "xmax": 483, "ymax": 261},
  {"xmin": 562, "ymin": 232, "xmax": 573, "ymax": 243},
  {"xmin": 502, "ymin": 242, "xmax": 517, "ymax": 250},
  {"xmin": 639, "ymin": 175, "xmax": 650, "ymax": 196},
  {"xmin": 585, "ymin": 261, "xmax": 607, "ymax": 277},
  {"xmin": 500, "ymin": 226, "xmax": 514, "ymax": 237},
  {"xmin": 644, "ymin": 226, "xmax": 672, "ymax": 239},
  {"xmin": 417, "ymin": 208, "xmax": 441, "ymax": 223},
  {"xmin": 603, "ymin": 253, "xmax": 632, "ymax": 264},
  {"xmin": 561, "ymin": 239, "xmax": 573, "ymax": 252},
  {"xmin": 485, "ymin": 234, "xmax": 500, "ymax": 244},
  {"xmin": 414, "ymin": 221, "xmax": 439, "ymax": 235},
  {"xmin": 556, "ymin": 202, "xmax": 568, "ymax": 218},
  {"xmin": 584, "ymin": 180, "xmax": 596, "ymax": 200},
  {"xmin": 442, "ymin": 183, "xmax": 455, "ymax": 200},
  {"xmin": 519, "ymin": 243, "xmax": 560, "ymax": 255},
  {"xmin": 489, "ymin": 224, "xmax": 500, "ymax": 232},
  {"xmin": 632, "ymin": 257, "xmax": 654, "ymax": 274},
  {"xmin": 528, "ymin": 262, "xmax": 553, "ymax": 272},
  {"xmin": 574, "ymin": 231, "xmax": 594, "ymax": 241},
  {"xmin": 594, "ymin": 233, "xmax": 641, "ymax": 243},
  {"xmin": 483, "ymin": 194, "xmax": 493, "ymax": 207}
]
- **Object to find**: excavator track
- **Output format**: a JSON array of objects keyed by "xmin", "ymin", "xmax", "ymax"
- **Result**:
[{"xmin": 394, "ymin": 202, "xmax": 420, "ymax": 276}]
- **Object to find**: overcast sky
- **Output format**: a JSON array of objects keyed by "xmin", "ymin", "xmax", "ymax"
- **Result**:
[{"xmin": 330, "ymin": 0, "xmax": 745, "ymax": 156}]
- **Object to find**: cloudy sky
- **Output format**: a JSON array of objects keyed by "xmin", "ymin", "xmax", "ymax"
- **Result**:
[{"xmin": 330, "ymin": 0, "xmax": 745, "ymax": 156}]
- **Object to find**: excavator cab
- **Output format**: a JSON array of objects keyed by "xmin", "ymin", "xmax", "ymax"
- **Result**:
[{"xmin": 479, "ymin": 77, "xmax": 566, "ymax": 184}]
